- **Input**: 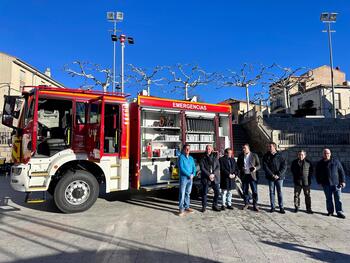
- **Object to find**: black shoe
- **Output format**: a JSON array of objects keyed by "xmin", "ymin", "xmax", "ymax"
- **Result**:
[
  {"xmin": 306, "ymin": 209, "xmax": 313, "ymax": 214},
  {"xmin": 294, "ymin": 207, "xmax": 299, "ymax": 213},
  {"xmin": 212, "ymin": 206, "xmax": 221, "ymax": 212},
  {"xmin": 227, "ymin": 205, "xmax": 234, "ymax": 210},
  {"xmin": 270, "ymin": 208, "xmax": 275, "ymax": 213},
  {"xmin": 201, "ymin": 207, "xmax": 206, "ymax": 213},
  {"xmin": 337, "ymin": 213, "xmax": 346, "ymax": 219},
  {"xmin": 221, "ymin": 206, "xmax": 226, "ymax": 211},
  {"xmin": 253, "ymin": 206, "xmax": 260, "ymax": 212},
  {"xmin": 242, "ymin": 204, "xmax": 249, "ymax": 210},
  {"xmin": 280, "ymin": 208, "xmax": 286, "ymax": 214},
  {"xmin": 327, "ymin": 212, "xmax": 333, "ymax": 216}
]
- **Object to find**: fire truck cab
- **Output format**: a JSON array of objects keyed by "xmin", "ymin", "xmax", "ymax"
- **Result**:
[{"xmin": 2, "ymin": 86, "xmax": 130, "ymax": 213}]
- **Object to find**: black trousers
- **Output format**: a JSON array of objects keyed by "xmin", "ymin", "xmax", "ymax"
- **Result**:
[
  {"xmin": 294, "ymin": 185, "xmax": 311, "ymax": 210},
  {"xmin": 202, "ymin": 181, "xmax": 220, "ymax": 208}
]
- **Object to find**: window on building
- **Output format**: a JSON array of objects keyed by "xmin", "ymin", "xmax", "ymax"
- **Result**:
[
  {"xmin": 19, "ymin": 70, "xmax": 26, "ymax": 87},
  {"xmin": 298, "ymin": 82, "xmax": 306, "ymax": 92},
  {"xmin": 335, "ymin": 93, "xmax": 341, "ymax": 109}
]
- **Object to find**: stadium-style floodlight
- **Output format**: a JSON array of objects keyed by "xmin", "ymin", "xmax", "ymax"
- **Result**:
[
  {"xmin": 107, "ymin": 11, "xmax": 124, "ymax": 92},
  {"xmin": 320, "ymin": 12, "xmax": 338, "ymax": 118}
]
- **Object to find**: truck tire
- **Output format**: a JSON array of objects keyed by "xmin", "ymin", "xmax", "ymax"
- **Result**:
[{"xmin": 53, "ymin": 169, "xmax": 99, "ymax": 213}]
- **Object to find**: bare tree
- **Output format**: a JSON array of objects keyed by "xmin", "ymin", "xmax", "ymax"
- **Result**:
[
  {"xmin": 64, "ymin": 61, "xmax": 113, "ymax": 92},
  {"xmin": 167, "ymin": 64, "xmax": 218, "ymax": 100},
  {"xmin": 222, "ymin": 63, "xmax": 268, "ymax": 113},
  {"xmin": 267, "ymin": 64, "xmax": 314, "ymax": 113},
  {"xmin": 128, "ymin": 64, "xmax": 165, "ymax": 96}
]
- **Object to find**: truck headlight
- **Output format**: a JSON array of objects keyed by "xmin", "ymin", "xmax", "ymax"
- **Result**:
[{"xmin": 12, "ymin": 167, "xmax": 22, "ymax": 175}]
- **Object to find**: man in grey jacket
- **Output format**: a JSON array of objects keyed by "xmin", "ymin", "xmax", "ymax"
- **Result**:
[{"xmin": 237, "ymin": 144, "xmax": 261, "ymax": 212}]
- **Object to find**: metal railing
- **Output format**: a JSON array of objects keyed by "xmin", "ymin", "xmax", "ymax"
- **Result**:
[{"xmin": 278, "ymin": 132, "xmax": 350, "ymax": 145}]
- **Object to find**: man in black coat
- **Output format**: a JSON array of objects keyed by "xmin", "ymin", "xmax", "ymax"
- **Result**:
[
  {"xmin": 237, "ymin": 144, "xmax": 261, "ymax": 212},
  {"xmin": 316, "ymin": 148, "xmax": 346, "ymax": 219},
  {"xmin": 219, "ymin": 148, "xmax": 239, "ymax": 210},
  {"xmin": 291, "ymin": 150, "xmax": 313, "ymax": 214},
  {"xmin": 262, "ymin": 142, "xmax": 287, "ymax": 214},
  {"xmin": 200, "ymin": 145, "xmax": 221, "ymax": 212}
]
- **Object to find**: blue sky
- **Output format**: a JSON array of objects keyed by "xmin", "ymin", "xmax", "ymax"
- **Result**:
[{"xmin": 1, "ymin": 0, "xmax": 349, "ymax": 103}]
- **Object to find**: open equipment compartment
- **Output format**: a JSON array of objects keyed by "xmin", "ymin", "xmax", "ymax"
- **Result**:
[{"xmin": 130, "ymin": 95, "xmax": 233, "ymax": 190}]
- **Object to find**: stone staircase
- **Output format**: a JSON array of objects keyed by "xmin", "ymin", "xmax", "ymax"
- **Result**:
[
  {"xmin": 232, "ymin": 124, "xmax": 250, "ymax": 157},
  {"xmin": 240, "ymin": 112, "xmax": 350, "ymax": 174}
]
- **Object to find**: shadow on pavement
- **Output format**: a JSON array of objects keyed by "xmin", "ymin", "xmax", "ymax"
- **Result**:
[
  {"xmin": 261, "ymin": 240, "xmax": 350, "ymax": 263},
  {"xmin": 0, "ymin": 212, "xmax": 217, "ymax": 263}
]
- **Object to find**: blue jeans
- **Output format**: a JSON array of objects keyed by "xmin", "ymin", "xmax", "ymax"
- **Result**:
[
  {"xmin": 179, "ymin": 176, "xmax": 193, "ymax": 211},
  {"xmin": 269, "ymin": 179, "xmax": 284, "ymax": 209},
  {"xmin": 323, "ymin": 185, "xmax": 343, "ymax": 214},
  {"xmin": 243, "ymin": 177, "xmax": 258, "ymax": 206},
  {"xmin": 222, "ymin": 189, "xmax": 233, "ymax": 206}
]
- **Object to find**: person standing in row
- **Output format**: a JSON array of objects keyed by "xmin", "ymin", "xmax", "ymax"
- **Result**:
[
  {"xmin": 200, "ymin": 145, "xmax": 221, "ymax": 213},
  {"xmin": 316, "ymin": 148, "xmax": 346, "ymax": 219},
  {"xmin": 178, "ymin": 144, "xmax": 196, "ymax": 217},
  {"xmin": 237, "ymin": 144, "xmax": 261, "ymax": 212},
  {"xmin": 263, "ymin": 142, "xmax": 287, "ymax": 214},
  {"xmin": 291, "ymin": 150, "xmax": 313, "ymax": 214},
  {"xmin": 219, "ymin": 148, "xmax": 239, "ymax": 210}
]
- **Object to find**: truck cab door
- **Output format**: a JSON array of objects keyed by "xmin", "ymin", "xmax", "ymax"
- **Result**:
[{"xmin": 86, "ymin": 97, "xmax": 104, "ymax": 160}]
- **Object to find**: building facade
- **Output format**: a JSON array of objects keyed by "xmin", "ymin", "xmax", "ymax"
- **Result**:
[
  {"xmin": 290, "ymin": 84, "xmax": 350, "ymax": 118},
  {"xmin": 270, "ymin": 65, "xmax": 346, "ymax": 114},
  {"xmin": 0, "ymin": 52, "xmax": 64, "ymax": 161},
  {"xmin": 220, "ymin": 98, "xmax": 269, "ymax": 124}
]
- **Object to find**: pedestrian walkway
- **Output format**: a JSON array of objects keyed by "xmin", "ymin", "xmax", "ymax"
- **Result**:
[{"xmin": 0, "ymin": 175, "xmax": 349, "ymax": 262}]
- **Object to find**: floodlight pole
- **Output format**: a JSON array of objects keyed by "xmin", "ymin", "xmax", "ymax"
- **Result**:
[
  {"xmin": 326, "ymin": 22, "xmax": 336, "ymax": 119},
  {"xmin": 121, "ymin": 38, "xmax": 125, "ymax": 93},
  {"xmin": 112, "ymin": 20, "xmax": 117, "ymax": 93},
  {"xmin": 321, "ymin": 13, "xmax": 337, "ymax": 118}
]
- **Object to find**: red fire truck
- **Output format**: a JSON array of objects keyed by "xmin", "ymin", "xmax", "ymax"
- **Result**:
[{"xmin": 2, "ymin": 86, "xmax": 232, "ymax": 213}]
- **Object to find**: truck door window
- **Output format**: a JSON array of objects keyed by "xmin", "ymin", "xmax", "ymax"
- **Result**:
[
  {"xmin": 36, "ymin": 98, "xmax": 73, "ymax": 157},
  {"xmin": 104, "ymin": 103, "xmax": 120, "ymax": 154},
  {"xmin": 89, "ymin": 103, "xmax": 100, "ymax": 124},
  {"xmin": 24, "ymin": 97, "xmax": 35, "ymax": 126},
  {"xmin": 76, "ymin": 102, "xmax": 86, "ymax": 124}
]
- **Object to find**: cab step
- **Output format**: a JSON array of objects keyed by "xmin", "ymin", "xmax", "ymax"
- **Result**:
[{"xmin": 25, "ymin": 191, "xmax": 47, "ymax": 204}]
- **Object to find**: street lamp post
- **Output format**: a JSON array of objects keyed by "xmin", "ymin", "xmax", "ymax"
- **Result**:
[
  {"xmin": 320, "ymin": 12, "xmax": 337, "ymax": 118},
  {"xmin": 119, "ymin": 34, "xmax": 134, "ymax": 94},
  {"xmin": 107, "ymin": 11, "xmax": 124, "ymax": 93}
]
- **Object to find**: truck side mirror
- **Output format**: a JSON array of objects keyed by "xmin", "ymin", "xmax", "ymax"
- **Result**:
[{"xmin": 2, "ymin": 96, "xmax": 23, "ymax": 128}]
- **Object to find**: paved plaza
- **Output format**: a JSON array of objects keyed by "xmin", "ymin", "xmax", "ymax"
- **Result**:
[{"xmin": 0, "ymin": 175, "xmax": 349, "ymax": 263}]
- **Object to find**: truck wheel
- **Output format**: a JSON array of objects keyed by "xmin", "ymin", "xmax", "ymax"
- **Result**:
[{"xmin": 53, "ymin": 169, "xmax": 99, "ymax": 213}]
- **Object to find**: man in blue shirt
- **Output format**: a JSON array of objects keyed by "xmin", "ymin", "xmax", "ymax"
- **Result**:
[{"xmin": 178, "ymin": 144, "xmax": 196, "ymax": 216}]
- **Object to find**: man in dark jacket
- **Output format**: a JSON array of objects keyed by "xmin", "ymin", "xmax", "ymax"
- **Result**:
[
  {"xmin": 200, "ymin": 145, "xmax": 221, "ymax": 212},
  {"xmin": 262, "ymin": 142, "xmax": 287, "ymax": 214},
  {"xmin": 291, "ymin": 150, "xmax": 313, "ymax": 214},
  {"xmin": 219, "ymin": 148, "xmax": 239, "ymax": 210},
  {"xmin": 237, "ymin": 143, "xmax": 261, "ymax": 212},
  {"xmin": 316, "ymin": 148, "xmax": 346, "ymax": 219}
]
